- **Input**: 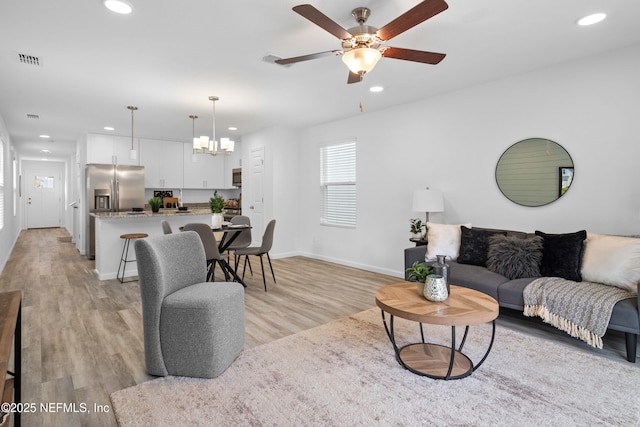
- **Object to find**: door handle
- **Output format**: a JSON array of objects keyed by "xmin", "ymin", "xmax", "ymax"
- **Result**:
[{"xmin": 250, "ymin": 205, "xmax": 254, "ymax": 209}]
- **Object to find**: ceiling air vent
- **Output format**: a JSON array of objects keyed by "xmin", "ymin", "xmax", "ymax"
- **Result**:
[
  {"xmin": 18, "ymin": 53, "xmax": 42, "ymax": 66},
  {"xmin": 27, "ymin": 114, "xmax": 40, "ymax": 119}
]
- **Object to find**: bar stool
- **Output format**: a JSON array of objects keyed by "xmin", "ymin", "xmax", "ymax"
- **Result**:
[{"xmin": 117, "ymin": 233, "xmax": 148, "ymax": 283}]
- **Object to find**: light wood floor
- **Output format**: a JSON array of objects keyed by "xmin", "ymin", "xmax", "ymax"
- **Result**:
[{"xmin": 0, "ymin": 228, "xmax": 636, "ymax": 426}]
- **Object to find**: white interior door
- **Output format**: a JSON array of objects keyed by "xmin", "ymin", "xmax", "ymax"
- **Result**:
[
  {"xmin": 250, "ymin": 147, "xmax": 264, "ymax": 244},
  {"xmin": 26, "ymin": 162, "xmax": 63, "ymax": 228}
]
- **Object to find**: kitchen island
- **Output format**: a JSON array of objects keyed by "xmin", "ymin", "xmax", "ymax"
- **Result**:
[{"xmin": 91, "ymin": 209, "xmax": 213, "ymax": 280}]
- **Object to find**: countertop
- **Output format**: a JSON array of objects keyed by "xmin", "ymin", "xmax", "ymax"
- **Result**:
[{"xmin": 91, "ymin": 208, "xmax": 212, "ymax": 219}]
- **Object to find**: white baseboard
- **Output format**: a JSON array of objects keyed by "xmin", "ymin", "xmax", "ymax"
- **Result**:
[{"xmin": 274, "ymin": 250, "xmax": 404, "ymax": 279}]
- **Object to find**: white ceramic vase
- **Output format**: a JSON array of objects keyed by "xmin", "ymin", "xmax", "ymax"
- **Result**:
[{"xmin": 211, "ymin": 212, "xmax": 224, "ymax": 229}]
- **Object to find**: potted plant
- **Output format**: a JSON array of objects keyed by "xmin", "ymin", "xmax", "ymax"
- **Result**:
[
  {"xmin": 209, "ymin": 190, "xmax": 225, "ymax": 228},
  {"xmin": 410, "ymin": 218, "xmax": 425, "ymax": 239},
  {"xmin": 148, "ymin": 197, "xmax": 162, "ymax": 213},
  {"xmin": 405, "ymin": 261, "xmax": 434, "ymax": 296}
]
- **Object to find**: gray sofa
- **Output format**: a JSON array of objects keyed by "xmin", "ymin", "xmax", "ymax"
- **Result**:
[{"xmin": 404, "ymin": 228, "xmax": 640, "ymax": 363}]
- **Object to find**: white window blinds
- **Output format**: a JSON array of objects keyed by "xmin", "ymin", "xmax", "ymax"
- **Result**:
[{"xmin": 320, "ymin": 141, "xmax": 356, "ymax": 227}]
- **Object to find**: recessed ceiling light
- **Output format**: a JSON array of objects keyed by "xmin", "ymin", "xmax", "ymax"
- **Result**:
[
  {"xmin": 103, "ymin": 0, "xmax": 133, "ymax": 14},
  {"xmin": 104, "ymin": 126, "xmax": 115, "ymax": 131},
  {"xmin": 577, "ymin": 13, "xmax": 606, "ymax": 26},
  {"xmin": 369, "ymin": 86, "xmax": 384, "ymax": 93},
  {"xmin": 40, "ymin": 149, "xmax": 51, "ymax": 154},
  {"xmin": 228, "ymin": 127, "xmax": 238, "ymax": 131},
  {"xmin": 39, "ymin": 134, "xmax": 50, "ymax": 138}
]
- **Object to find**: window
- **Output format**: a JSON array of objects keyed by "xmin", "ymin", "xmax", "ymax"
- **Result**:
[
  {"xmin": 34, "ymin": 175, "xmax": 55, "ymax": 189},
  {"xmin": 0, "ymin": 138, "xmax": 4, "ymax": 230},
  {"xmin": 320, "ymin": 141, "xmax": 356, "ymax": 227}
]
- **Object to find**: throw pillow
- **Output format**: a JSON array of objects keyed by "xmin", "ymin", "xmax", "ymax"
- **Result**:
[
  {"xmin": 486, "ymin": 235, "xmax": 544, "ymax": 279},
  {"xmin": 534, "ymin": 230, "xmax": 587, "ymax": 282},
  {"xmin": 580, "ymin": 233, "xmax": 640, "ymax": 292},
  {"xmin": 457, "ymin": 226, "xmax": 508, "ymax": 267},
  {"xmin": 425, "ymin": 222, "xmax": 471, "ymax": 261}
]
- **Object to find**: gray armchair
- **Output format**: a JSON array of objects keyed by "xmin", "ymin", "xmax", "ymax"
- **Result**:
[{"xmin": 134, "ymin": 231, "xmax": 245, "ymax": 378}]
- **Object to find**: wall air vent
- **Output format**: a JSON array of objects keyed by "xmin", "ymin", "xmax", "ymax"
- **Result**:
[
  {"xmin": 27, "ymin": 114, "xmax": 40, "ymax": 119},
  {"xmin": 18, "ymin": 53, "xmax": 42, "ymax": 66},
  {"xmin": 262, "ymin": 53, "xmax": 291, "ymax": 67}
]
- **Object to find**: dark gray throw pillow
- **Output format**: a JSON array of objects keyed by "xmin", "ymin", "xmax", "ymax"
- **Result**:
[
  {"xmin": 486, "ymin": 235, "xmax": 544, "ymax": 279},
  {"xmin": 534, "ymin": 230, "xmax": 587, "ymax": 282},
  {"xmin": 457, "ymin": 226, "xmax": 508, "ymax": 267}
]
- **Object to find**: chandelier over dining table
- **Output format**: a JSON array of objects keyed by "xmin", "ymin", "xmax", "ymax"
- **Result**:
[{"xmin": 193, "ymin": 96, "xmax": 235, "ymax": 156}]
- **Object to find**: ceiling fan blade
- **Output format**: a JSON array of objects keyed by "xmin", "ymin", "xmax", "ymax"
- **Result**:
[
  {"xmin": 292, "ymin": 4, "xmax": 353, "ymax": 40},
  {"xmin": 347, "ymin": 71, "xmax": 363, "ymax": 84},
  {"xmin": 382, "ymin": 47, "xmax": 446, "ymax": 64},
  {"xmin": 275, "ymin": 50, "xmax": 342, "ymax": 65},
  {"xmin": 377, "ymin": 0, "xmax": 448, "ymax": 41}
]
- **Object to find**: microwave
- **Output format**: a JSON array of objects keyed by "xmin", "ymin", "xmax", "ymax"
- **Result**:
[{"xmin": 232, "ymin": 168, "xmax": 242, "ymax": 187}]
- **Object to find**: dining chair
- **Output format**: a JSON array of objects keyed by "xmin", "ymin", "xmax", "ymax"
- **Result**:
[
  {"xmin": 161, "ymin": 220, "xmax": 173, "ymax": 234},
  {"xmin": 234, "ymin": 219, "xmax": 276, "ymax": 291},
  {"xmin": 183, "ymin": 223, "xmax": 230, "ymax": 282},
  {"xmin": 226, "ymin": 215, "xmax": 252, "ymax": 272}
]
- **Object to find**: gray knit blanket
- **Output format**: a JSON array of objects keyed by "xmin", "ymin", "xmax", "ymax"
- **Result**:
[{"xmin": 523, "ymin": 277, "xmax": 636, "ymax": 349}]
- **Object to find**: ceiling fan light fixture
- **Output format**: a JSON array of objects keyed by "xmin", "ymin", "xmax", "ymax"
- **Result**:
[{"xmin": 342, "ymin": 48, "xmax": 382, "ymax": 75}]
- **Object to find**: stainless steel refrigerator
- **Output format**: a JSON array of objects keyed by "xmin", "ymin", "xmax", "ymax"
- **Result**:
[{"xmin": 86, "ymin": 164, "xmax": 145, "ymax": 259}]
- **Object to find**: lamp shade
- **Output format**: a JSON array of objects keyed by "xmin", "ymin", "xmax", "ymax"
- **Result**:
[
  {"xmin": 220, "ymin": 138, "xmax": 235, "ymax": 153},
  {"xmin": 342, "ymin": 48, "xmax": 382, "ymax": 75},
  {"xmin": 412, "ymin": 189, "xmax": 444, "ymax": 213}
]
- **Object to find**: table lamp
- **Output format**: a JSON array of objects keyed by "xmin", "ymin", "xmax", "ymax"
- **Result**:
[{"xmin": 412, "ymin": 188, "xmax": 444, "ymax": 225}]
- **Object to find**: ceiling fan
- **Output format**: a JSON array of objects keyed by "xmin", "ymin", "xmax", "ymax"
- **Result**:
[{"xmin": 276, "ymin": 0, "xmax": 448, "ymax": 84}]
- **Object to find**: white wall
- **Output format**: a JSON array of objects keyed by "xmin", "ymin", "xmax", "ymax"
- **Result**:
[
  {"xmin": 242, "ymin": 126, "xmax": 300, "ymax": 257},
  {"xmin": 0, "ymin": 115, "xmax": 21, "ymax": 273},
  {"xmin": 293, "ymin": 44, "xmax": 640, "ymax": 277}
]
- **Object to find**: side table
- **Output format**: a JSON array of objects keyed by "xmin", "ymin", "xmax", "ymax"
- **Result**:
[
  {"xmin": 409, "ymin": 238, "xmax": 428, "ymax": 247},
  {"xmin": 375, "ymin": 282, "xmax": 498, "ymax": 380}
]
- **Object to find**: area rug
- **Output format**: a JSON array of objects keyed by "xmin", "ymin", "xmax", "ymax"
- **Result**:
[{"xmin": 111, "ymin": 308, "xmax": 640, "ymax": 426}]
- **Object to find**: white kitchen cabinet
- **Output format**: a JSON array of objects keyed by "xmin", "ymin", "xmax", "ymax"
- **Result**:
[
  {"xmin": 182, "ymin": 144, "xmax": 225, "ymax": 189},
  {"xmin": 87, "ymin": 133, "xmax": 140, "ymax": 165},
  {"xmin": 87, "ymin": 134, "xmax": 114, "ymax": 164},
  {"xmin": 114, "ymin": 136, "xmax": 140, "ymax": 165},
  {"xmin": 140, "ymin": 139, "xmax": 184, "ymax": 188}
]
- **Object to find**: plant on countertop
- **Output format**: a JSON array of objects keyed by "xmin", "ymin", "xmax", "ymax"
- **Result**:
[
  {"xmin": 148, "ymin": 197, "xmax": 162, "ymax": 212},
  {"xmin": 209, "ymin": 190, "xmax": 225, "ymax": 214},
  {"xmin": 405, "ymin": 261, "xmax": 434, "ymax": 283},
  {"xmin": 410, "ymin": 218, "xmax": 425, "ymax": 236}
]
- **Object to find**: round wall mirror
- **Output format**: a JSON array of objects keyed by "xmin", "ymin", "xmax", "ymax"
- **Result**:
[{"xmin": 495, "ymin": 138, "xmax": 574, "ymax": 207}]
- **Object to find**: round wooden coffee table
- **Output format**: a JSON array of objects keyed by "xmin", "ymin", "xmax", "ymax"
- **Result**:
[{"xmin": 375, "ymin": 282, "xmax": 499, "ymax": 380}]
